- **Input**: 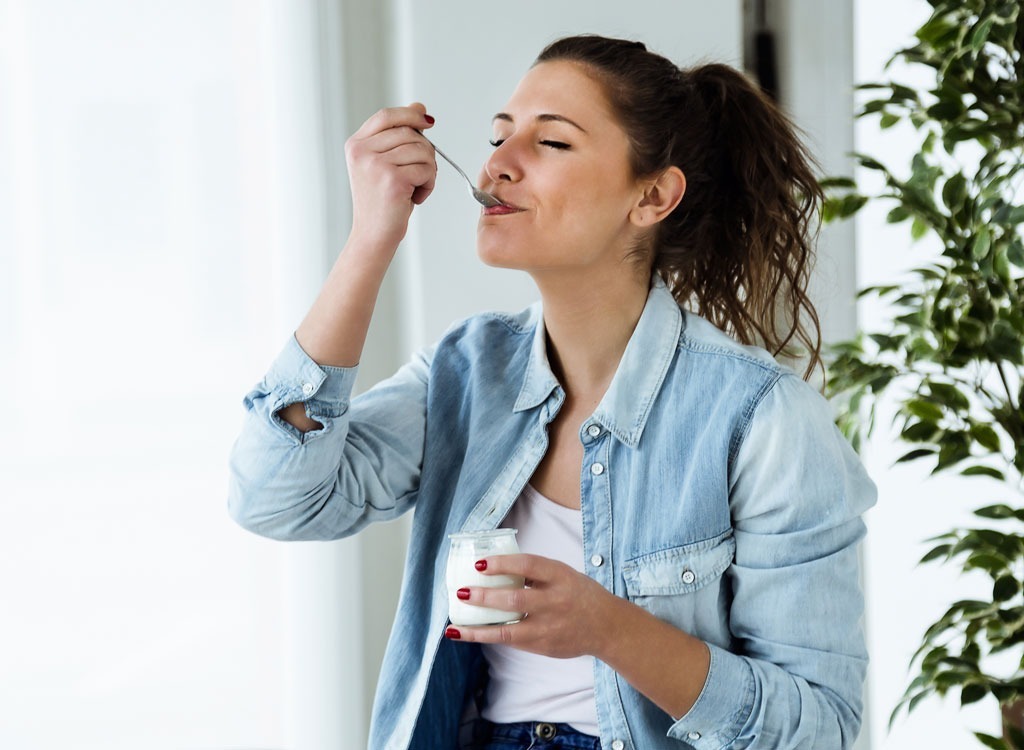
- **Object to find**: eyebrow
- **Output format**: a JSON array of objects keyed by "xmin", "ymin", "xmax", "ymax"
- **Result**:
[{"xmin": 492, "ymin": 112, "xmax": 588, "ymax": 134}]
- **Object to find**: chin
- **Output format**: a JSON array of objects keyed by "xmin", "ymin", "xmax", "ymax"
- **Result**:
[
  {"xmin": 476, "ymin": 230, "xmax": 523, "ymax": 269},
  {"xmin": 475, "ymin": 243, "xmax": 524, "ymax": 270}
]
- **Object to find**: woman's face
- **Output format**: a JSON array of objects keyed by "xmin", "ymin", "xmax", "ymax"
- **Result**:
[{"xmin": 476, "ymin": 61, "xmax": 646, "ymax": 274}]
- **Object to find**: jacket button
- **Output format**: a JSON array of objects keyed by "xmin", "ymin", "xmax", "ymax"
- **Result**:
[
  {"xmin": 611, "ymin": 741, "xmax": 625, "ymax": 750},
  {"xmin": 590, "ymin": 462, "xmax": 605, "ymax": 476},
  {"xmin": 590, "ymin": 554, "xmax": 604, "ymax": 567},
  {"xmin": 301, "ymin": 382, "xmax": 314, "ymax": 396},
  {"xmin": 688, "ymin": 730, "xmax": 702, "ymax": 740},
  {"xmin": 587, "ymin": 424, "xmax": 601, "ymax": 437},
  {"xmin": 681, "ymin": 569, "xmax": 696, "ymax": 584}
]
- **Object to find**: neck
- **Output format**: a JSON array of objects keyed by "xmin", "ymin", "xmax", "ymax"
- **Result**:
[{"xmin": 532, "ymin": 264, "xmax": 651, "ymax": 400}]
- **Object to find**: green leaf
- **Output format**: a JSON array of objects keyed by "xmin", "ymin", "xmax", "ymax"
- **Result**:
[
  {"xmin": 854, "ymin": 152, "xmax": 887, "ymax": 171},
  {"xmin": 971, "ymin": 424, "xmax": 1002, "ymax": 452},
  {"xmin": 975, "ymin": 505, "xmax": 1015, "ymax": 519},
  {"xmin": 1008, "ymin": 240, "xmax": 1024, "ymax": 269},
  {"xmin": 970, "ymin": 17, "xmax": 995, "ymax": 51},
  {"xmin": 994, "ymin": 245, "xmax": 1011, "ymax": 285},
  {"xmin": 887, "ymin": 206, "xmax": 911, "ymax": 223},
  {"xmin": 962, "ymin": 466, "xmax": 1007, "ymax": 480},
  {"xmin": 966, "ymin": 552, "xmax": 1009, "ymax": 575},
  {"xmin": 916, "ymin": 14, "xmax": 956, "ymax": 45},
  {"xmin": 928, "ymin": 99, "xmax": 965, "ymax": 120},
  {"xmin": 907, "ymin": 399, "xmax": 946, "ymax": 422},
  {"xmin": 921, "ymin": 543, "xmax": 952, "ymax": 563},
  {"xmin": 927, "ymin": 382, "xmax": 970, "ymax": 410},
  {"xmin": 961, "ymin": 682, "xmax": 987, "ymax": 706},
  {"xmin": 911, "ymin": 217, "xmax": 930, "ymax": 240},
  {"xmin": 881, "ymin": 112, "xmax": 900, "ymax": 129},
  {"xmin": 898, "ymin": 448, "xmax": 936, "ymax": 463},
  {"xmin": 903, "ymin": 421, "xmax": 940, "ymax": 442},
  {"xmin": 838, "ymin": 194, "xmax": 869, "ymax": 218},
  {"xmin": 994, "ymin": 575, "xmax": 1020, "ymax": 602},
  {"xmin": 820, "ymin": 176, "xmax": 858, "ymax": 189},
  {"xmin": 935, "ymin": 435, "xmax": 972, "ymax": 471},
  {"xmin": 971, "ymin": 228, "xmax": 993, "ymax": 260},
  {"xmin": 942, "ymin": 173, "xmax": 968, "ymax": 211},
  {"xmin": 975, "ymin": 732, "xmax": 1008, "ymax": 750}
]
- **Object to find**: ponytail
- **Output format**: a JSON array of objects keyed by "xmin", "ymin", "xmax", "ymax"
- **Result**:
[{"xmin": 536, "ymin": 36, "xmax": 824, "ymax": 381}]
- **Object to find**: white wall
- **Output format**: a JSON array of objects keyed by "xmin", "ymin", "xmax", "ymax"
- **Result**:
[{"xmin": 0, "ymin": 1, "xmax": 298, "ymax": 747}]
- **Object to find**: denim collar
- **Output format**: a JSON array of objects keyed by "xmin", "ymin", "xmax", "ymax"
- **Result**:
[{"xmin": 513, "ymin": 275, "xmax": 684, "ymax": 448}]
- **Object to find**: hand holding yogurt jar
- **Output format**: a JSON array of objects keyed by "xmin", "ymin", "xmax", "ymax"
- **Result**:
[{"xmin": 446, "ymin": 529, "xmax": 526, "ymax": 626}]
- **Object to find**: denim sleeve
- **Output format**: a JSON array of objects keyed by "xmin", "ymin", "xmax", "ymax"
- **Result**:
[
  {"xmin": 668, "ymin": 372, "xmax": 877, "ymax": 749},
  {"xmin": 227, "ymin": 335, "xmax": 431, "ymax": 541}
]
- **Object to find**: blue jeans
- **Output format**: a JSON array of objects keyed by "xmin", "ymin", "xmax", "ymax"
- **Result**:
[{"xmin": 465, "ymin": 719, "xmax": 602, "ymax": 750}]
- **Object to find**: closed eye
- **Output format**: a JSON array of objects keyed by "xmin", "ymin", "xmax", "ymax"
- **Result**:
[{"xmin": 488, "ymin": 138, "xmax": 571, "ymax": 150}]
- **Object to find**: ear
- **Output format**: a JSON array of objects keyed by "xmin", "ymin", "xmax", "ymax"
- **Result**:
[{"xmin": 630, "ymin": 167, "xmax": 686, "ymax": 228}]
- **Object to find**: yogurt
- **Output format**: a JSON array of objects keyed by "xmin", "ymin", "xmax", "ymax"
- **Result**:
[{"xmin": 446, "ymin": 529, "xmax": 525, "ymax": 626}]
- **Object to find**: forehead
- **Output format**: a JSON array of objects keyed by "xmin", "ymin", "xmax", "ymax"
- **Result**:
[{"xmin": 499, "ymin": 60, "xmax": 616, "ymax": 126}]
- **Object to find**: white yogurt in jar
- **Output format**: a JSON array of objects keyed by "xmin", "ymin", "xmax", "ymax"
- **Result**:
[{"xmin": 446, "ymin": 529, "xmax": 525, "ymax": 626}]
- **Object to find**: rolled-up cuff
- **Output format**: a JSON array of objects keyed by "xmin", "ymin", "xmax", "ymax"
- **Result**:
[{"xmin": 667, "ymin": 643, "xmax": 754, "ymax": 749}]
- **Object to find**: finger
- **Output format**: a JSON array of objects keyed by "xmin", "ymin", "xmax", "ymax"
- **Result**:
[
  {"xmin": 360, "ymin": 126, "xmax": 434, "ymax": 156},
  {"xmin": 352, "ymin": 103, "xmax": 433, "ymax": 140},
  {"xmin": 475, "ymin": 553, "xmax": 555, "ymax": 580},
  {"xmin": 378, "ymin": 141, "xmax": 435, "ymax": 168},
  {"xmin": 457, "ymin": 584, "xmax": 532, "ymax": 615},
  {"xmin": 411, "ymin": 176, "xmax": 435, "ymax": 205},
  {"xmin": 446, "ymin": 620, "xmax": 532, "ymax": 645}
]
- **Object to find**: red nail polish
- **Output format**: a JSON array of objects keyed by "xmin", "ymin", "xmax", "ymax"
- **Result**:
[
  {"xmin": 424, "ymin": 114, "xmax": 435, "ymax": 124},
  {"xmin": 457, "ymin": 587, "xmax": 470, "ymax": 600},
  {"xmin": 474, "ymin": 560, "xmax": 487, "ymax": 571},
  {"xmin": 445, "ymin": 626, "xmax": 461, "ymax": 639}
]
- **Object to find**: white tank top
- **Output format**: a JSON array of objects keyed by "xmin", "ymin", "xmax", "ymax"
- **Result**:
[{"xmin": 480, "ymin": 484, "xmax": 600, "ymax": 736}]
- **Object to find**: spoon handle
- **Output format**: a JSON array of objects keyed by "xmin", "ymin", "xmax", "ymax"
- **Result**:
[{"xmin": 420, "ymin": 134, "xmax": 472, "ymax": 186}]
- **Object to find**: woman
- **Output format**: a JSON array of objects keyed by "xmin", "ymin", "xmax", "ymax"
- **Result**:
[{"xmin": 229, "ymin": 35, "xmax": 876, "ymax": 750}]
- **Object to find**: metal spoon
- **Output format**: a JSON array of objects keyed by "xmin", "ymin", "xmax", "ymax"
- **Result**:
[{"xmin": 420, "ymin": 133, "xmax": 505, "ymax": 208}]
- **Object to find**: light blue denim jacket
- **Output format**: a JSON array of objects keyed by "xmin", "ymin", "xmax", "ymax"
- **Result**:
[{"xmin": 229, "ymin": 277, "xmax": 876, "ymax": 750}]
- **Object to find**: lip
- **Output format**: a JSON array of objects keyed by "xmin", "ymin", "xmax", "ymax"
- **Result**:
[{"xmin": 482, "ymin": 202, "xmax": 525, "ymax": 216}]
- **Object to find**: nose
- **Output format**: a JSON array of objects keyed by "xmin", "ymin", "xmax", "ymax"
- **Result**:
[{"xmin": 479, "ymin": 138, "xmax": 522, "ymax": 188}]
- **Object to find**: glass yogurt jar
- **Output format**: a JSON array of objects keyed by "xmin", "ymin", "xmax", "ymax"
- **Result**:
[{"xmin": 446, "ymin": 529, "xmax": 526, "ymax": 626}]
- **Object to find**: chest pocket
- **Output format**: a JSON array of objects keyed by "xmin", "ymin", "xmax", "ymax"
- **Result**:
[{"xmin": 622, "ymin": 531, "xmax": 735, "ymax": 640}]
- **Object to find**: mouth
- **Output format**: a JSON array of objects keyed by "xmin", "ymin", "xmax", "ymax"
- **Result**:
[{"xmin": 483, "ymin": 201, "xmax": 525, "ymax": 216}]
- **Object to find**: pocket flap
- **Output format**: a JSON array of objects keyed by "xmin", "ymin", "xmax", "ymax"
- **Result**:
[{"xmin": 623, "ymin": 531, "xmax": 735, "ymax": 596}]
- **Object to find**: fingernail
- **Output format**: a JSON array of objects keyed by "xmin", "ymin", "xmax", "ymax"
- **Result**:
[
  {"xmin": 457, "ymin": 587, "xmax": 470, "ymax": 600},
  {"xmin": 424, "ymin": 114, "xmax": 435, "ymax": 124},
  {"xmin": 474, "ymin": 560, "xmax": 487, "ymax": 571},
  {"xmin": 445, "ymin": 626, "xmax": 461, "ymax": 639}
]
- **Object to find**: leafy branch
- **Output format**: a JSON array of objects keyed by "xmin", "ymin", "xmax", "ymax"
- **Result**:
[{"xmin": 821, "ymin": 0, "xmax": 1024, "ymax": 745}]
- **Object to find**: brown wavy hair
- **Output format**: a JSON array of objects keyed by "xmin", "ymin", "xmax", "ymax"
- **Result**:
[{"xmin": 536, "ymin": 35, "xmax": 824, "ymax": 381}]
